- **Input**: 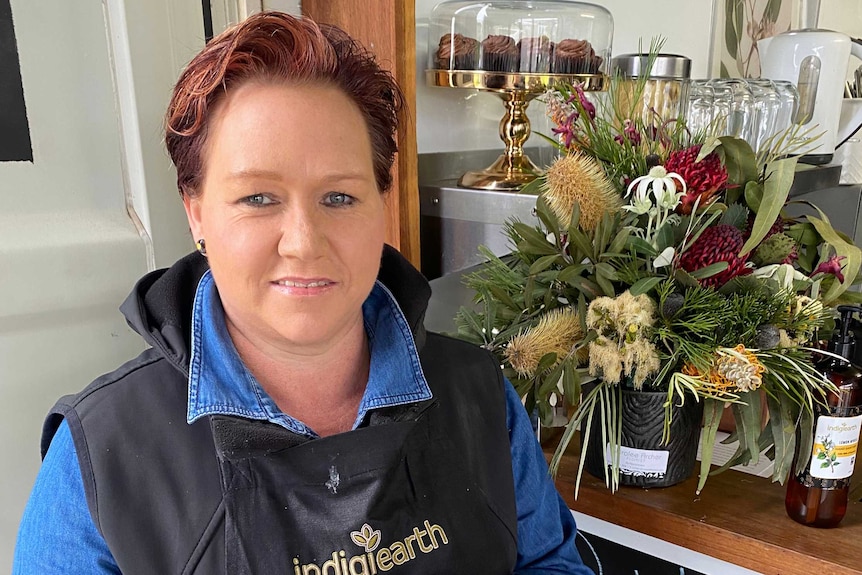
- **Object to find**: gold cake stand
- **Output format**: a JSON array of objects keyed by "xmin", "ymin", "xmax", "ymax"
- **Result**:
[{"xmin": 427, "ymin": 69, "xmax": 606, "ymax": 191}]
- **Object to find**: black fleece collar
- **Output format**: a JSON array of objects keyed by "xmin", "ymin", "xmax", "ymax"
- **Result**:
[{"xmin": 119, "ymin": 245, "xmax": 431, "ymax": 375}]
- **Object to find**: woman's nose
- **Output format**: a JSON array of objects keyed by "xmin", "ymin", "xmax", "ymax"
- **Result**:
[{"xmin": 276, "ymin": 204, "xmax": 325, "ymax": 259}]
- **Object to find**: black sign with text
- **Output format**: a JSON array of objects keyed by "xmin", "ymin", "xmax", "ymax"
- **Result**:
[{"xmin": 0, "ymin": 0, "xmax": 31, "ymax": 162}]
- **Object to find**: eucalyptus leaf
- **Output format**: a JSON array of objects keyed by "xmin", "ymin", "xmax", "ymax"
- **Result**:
[
  {"xmin": 536, "ymin": 352, "xmax": 559, "ymax": 376},
  {"xmin": 594, "ymin": 262, "xmax": 619, "ymax": 281},
  {"xmin": 732, "ymin": 391, "xmax": 763, "ymax": 465},
  {"xmin": 563, "ymin": 362, "xmax": 581, "ymax": 406},
  {"xmin": 743, "ymin": 180, "xmax": 763, "ymax": 213},
  {"xmin": 784, "ymin": 222, "xmax": 820, "ymax": 246},
  {"xmin": 595, "ymin": 274, "xmax": 615, "ymax": 297},
  {"xmin": 696, "ymin": 136, "xmax": 723, "ymax": 161},
  {"xmin": 558, "ymin": 264, "xmax": 589, "ymax": 283},
  {"xmin": 515, "ymin": 228, "xmax": 558, "ymax": 256},
  {"xmin": 697, "ymin": 398, "xmax": 724, "ymax": 494},
  {"xmin": 718, "ymin": 136, "xmax": 758, "ymax": 185},
  {"xmin": 766, "ymin": 393, "xmax": 798, "ymax": 485},
  {"xmin": 739, "ymin": 157, "xmax": 797, "ymax": 256},
  {"xmin": 807, "ymin": 210, "xmax": 862, "ymax": 302},
  {"xmin": 689, "ymin": 261, "xmax": 729, "ymax": 279},
  {"xmin": 794, "ymin": 404, "xmax": 815, "ymax": 476},
  {"xmin": 654, "ymin": 222, "xmax": 675, "ymax": 252},
  {"xmin": 609, "ymin": 227, "xmax": 631, "ymax": 254},
  {"xmin": 568, "ymin": 228, "xmax": 596, "ymax": 262},
  {"xmin": 626, "ymin": 236, "xmax": 658, "ymax": 256},
  {"xmin": 629, "ymin": 276, "xmax": 664, "ymax": 296},
  {"xmin": 535, "ymin": 196, "xmax": 561, "ymax": 238},
  {"xmin": 566, "ymin": 275, "xmax": 602, "ymax": 299},
  {"xmin": 529, "ymin": 254, "xmax": 564, "ymax": 275}
]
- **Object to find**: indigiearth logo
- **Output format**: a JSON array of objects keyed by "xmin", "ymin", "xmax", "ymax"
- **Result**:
[{"xmin": 291, "ymin": 520, "xmax": 449, "ymax": 575}]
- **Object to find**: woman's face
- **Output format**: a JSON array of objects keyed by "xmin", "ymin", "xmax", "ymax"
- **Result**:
[{"xmin": 184, "ymin": 81, "xmax": 386, "ymax": 354}]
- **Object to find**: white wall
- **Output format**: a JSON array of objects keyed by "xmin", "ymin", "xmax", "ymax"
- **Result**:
[{"xmin": 0, "ymin": 0, "xmax": 205, "ymax": 568}]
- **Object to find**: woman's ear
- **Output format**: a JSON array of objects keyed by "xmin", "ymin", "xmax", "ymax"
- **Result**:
[{"xmin": 182, "ymin": 192, "xmax": 204, "ymax": 241}]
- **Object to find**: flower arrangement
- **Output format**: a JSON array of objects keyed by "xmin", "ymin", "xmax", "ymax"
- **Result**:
[{"xmin": 454, "ymin": 52, "xmax": 862, "ymax": 494}]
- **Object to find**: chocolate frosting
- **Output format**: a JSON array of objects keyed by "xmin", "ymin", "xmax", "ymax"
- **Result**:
[
  {"xmin": 554, "ymin": 38, "xmax": 595, "ymax": 59},
  {"xmin": 437, "ymin": 33, "xmax": 479, "ymax": 61},
  {"xmin": 481, "ymin": 34, "xmax": 517, "ymax": 54}
]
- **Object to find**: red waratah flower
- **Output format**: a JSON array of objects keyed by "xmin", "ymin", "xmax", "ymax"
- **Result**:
[
  {"xmin": 680, "ymin": 224, "xmax": 752, "ymax": 288},
  {"xmin": 744, "ymin": 216, "xmax": 784, "ymax": 240},
  {"xmin": 664, "ymin": 145, "xmax": 729, "ymax": 215},
  {"xmin": 812, "ymin": 255, "xmax": 847, "ymax": 283}
]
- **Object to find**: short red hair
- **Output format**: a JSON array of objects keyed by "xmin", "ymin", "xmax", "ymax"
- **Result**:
[{"xmin": 165, "ymin": 11, "xmax": 404, "ymax": 196}]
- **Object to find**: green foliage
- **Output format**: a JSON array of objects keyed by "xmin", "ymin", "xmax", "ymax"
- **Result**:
[{"xmin": 460, "ymin": 37, "xmax": 859, "ymax": 496}]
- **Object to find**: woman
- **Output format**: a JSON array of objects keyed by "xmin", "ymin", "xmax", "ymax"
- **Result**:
[{"xmin": 14, "ymin": 12, "xmax": 593, "ymax": 574}]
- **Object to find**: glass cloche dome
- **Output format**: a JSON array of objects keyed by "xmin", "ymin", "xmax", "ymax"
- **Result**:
[{"xmin": 427, "ymin": 0, "xmax": 613, "ymax": 76}]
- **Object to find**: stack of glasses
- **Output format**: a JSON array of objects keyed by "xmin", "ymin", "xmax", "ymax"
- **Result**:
[{"xmin": 686, "ymin": 79, "xmax": 799, "ymax": 153}]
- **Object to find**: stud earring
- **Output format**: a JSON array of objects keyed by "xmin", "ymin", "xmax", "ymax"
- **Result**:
[{"xmin": 195, "ymin": 238, "xmax": 207, "ymax": 256}]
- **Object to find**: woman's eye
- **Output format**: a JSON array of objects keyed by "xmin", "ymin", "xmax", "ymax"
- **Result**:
[
  {"xmin": 242, "ymin": 193, "xmax": 275, "ymax": 206},
  {"xmin": 324, "ymin": 192, "xmax": 355, "ymax": 206}
]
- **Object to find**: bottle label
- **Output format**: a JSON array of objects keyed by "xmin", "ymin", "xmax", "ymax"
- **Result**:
[{"xmin": 809, "ymin": 414, "xmax": 862, "ymax": 480}]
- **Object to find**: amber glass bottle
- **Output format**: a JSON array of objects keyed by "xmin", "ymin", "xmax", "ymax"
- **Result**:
[{"xmin": 786, "ymin": 306, "xmax": 862, "ymax": 528}]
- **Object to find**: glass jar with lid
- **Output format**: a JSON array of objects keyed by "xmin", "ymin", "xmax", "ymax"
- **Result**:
[{"xmin": 611, "ymin": 53, "xmax": 691, "ymax": 127}]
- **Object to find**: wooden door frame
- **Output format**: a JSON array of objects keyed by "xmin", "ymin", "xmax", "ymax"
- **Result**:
[{"xmin": 301, "ymin": 0, "xmax": 420, "ymax": 267}]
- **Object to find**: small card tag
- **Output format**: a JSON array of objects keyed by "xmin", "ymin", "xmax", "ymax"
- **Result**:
[{"xmin": 606, "ymin": 444, "xmax": 669, "ymax": 477}]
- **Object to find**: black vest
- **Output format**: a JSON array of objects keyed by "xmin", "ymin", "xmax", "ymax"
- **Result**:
[{"xmin": 43, "ymin": 332, "xmax": 518, "ymax": 574}]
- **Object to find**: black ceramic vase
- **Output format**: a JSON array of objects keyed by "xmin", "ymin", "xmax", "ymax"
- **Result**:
[{"xmin": 582, "ymin": 386, "xmax": 704, "ymax": 488}]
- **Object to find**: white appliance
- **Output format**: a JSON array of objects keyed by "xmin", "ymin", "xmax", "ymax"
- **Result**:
[{"xmin": 759, "ymin": 28, "xmax": 862, "ymax": 163}]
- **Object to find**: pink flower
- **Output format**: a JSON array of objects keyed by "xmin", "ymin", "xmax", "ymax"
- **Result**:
[
  {"xmin": 812, "ymin": 255, "xmax": 847, "ymax": 283},
  {"xmin": 567, "ymin": 84, "xmax": 595, "ymax": 121},
  {"xmin": 552, "ymin": 112, "xmax": 578, "ymax": 148},
  {"xmin": 614, "ymin": 119, "xmax": 641, "ymax": 146}
]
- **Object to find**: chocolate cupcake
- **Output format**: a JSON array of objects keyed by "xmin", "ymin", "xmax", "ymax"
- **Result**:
[
  {"xmin": 518, "ymin": 36, "xmax": 553, "ymax": 73},
  {"xmin": 480, "ymin": 34, "xmax": 518, "ymax": 73},
  {"xmin": 436, "ymin": 33, "xmax": 479, "ymax": 70},
  {"xmin": 552, "ymin": 38, "xmax": 604, "ymax": 74}
]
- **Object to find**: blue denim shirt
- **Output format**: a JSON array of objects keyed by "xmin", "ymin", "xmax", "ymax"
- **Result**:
[{"xmin": 14, "ymin": 271, "xmax": 591, "ymax": 574}]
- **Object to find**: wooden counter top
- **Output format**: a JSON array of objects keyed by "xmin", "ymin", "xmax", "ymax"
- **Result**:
[{"xmin": 547, "ymin": 440, "xmax": 862, "ymax": 575}]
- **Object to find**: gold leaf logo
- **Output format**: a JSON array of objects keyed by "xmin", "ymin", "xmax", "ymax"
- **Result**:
[{"xmin": 349, "ymin": 523, "xmax": 381, "ymax": 552}]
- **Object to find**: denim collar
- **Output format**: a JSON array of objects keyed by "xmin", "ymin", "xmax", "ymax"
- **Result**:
[{"xmin": 186, "ymin": 270, "xmax": 432, "ymax": 438}]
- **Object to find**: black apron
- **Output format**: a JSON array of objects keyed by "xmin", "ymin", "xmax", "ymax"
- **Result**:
[{"xmin": 211, "ymin": 399, "xmax": 518, "ymax": 575}]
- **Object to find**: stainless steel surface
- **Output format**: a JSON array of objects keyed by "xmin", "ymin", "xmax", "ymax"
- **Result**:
[
  {"xmin": 787, "ymin": 185, "xmax": 862, "ymax": 244},
  {"xmin": 419, "ymin": 180, "xmax": 539, "ymax": 279},
  {"xmin": 611, "ymin": 53, "xmax": 691, "ymax": 79},
  {"xmin": 426, "ymin": 262, "xmax": 481, "ymax": 335},
  {"xmin": 789, "ymin": 164, "xmax": 842, "ymax": 196}
]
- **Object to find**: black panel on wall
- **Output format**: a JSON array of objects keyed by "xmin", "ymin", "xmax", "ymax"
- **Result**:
[
  {"xmin": 0, "ymin": 0, "xmax": 31, "ymax": 162},
  {"xmin": 577, "ymin": 530, "xmax": 709, "ymax": 575}
]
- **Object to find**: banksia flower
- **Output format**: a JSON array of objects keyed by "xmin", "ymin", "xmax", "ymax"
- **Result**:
[
  {"xmin": 680, "ymin": 224, "xmax": 752, "ymax": 288},
  {"xmin": 505, "ymin": 308, "xmax": 584, "ymax": 378},
  {"xmin": 543, "ymin": 153, "xmax": 622, "ymax": 231},
  {"xmin": 751, "ymin": 233, "xmax": 798, "ymax": 267},
  {"xmin": 714, "ymin": 346, "xmax": 764, "ymax": 392},
  {"xmin": 665, "ymin": 145, "xmax": 728, "ymax": 215}
]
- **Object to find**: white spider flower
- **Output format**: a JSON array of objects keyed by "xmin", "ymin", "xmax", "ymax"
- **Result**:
[
  {"xmin": 627, "ymin": 166, "xmax": 687, "ymax": 202},
  {"xmin": 622, "ymin": 185, "xmax": 653, "ymax": 215}
]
